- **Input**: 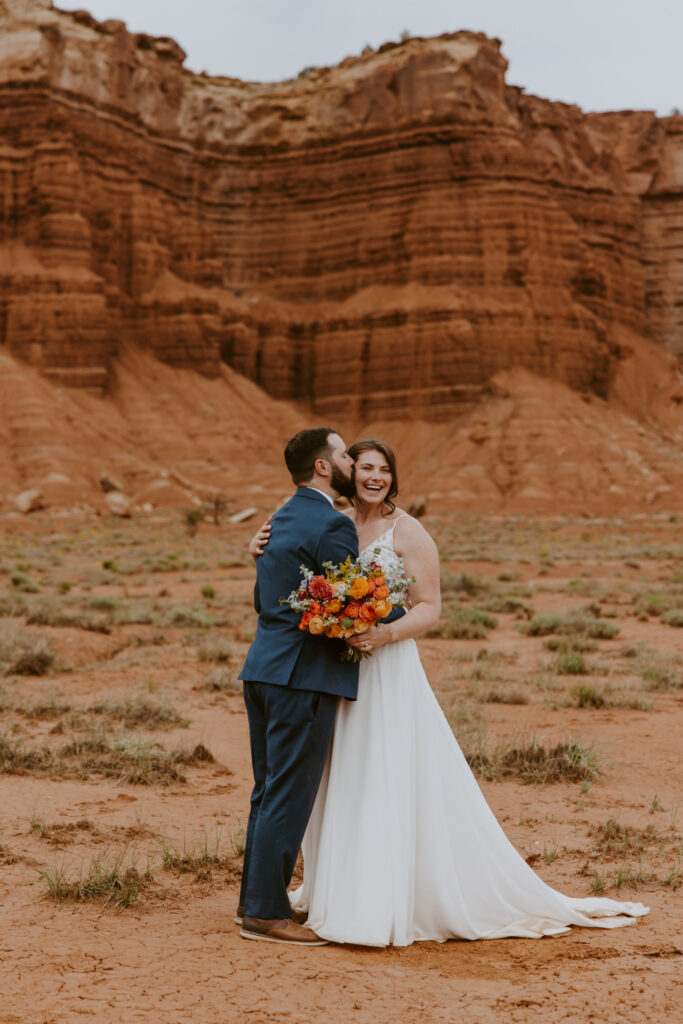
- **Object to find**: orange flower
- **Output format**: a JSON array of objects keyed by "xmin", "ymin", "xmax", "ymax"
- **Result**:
[
  {"xmin": 373, "ymin": 585, "xmax": 389, "ymax": 600},
  {"xmin": 325, "ymin": 622, "xmax": 343, "ymax": 638},
  {"xmin": 299, "ymin": 612, "xmax": 313, "ymax": 631},
  {"xmin": 372, "ymin": 599, "xmax": 392, "ymax": 618},
  {"xmin": 308, "ymin": 616, "xmax": 325, "ymax": 635},
  {"xmin": 353, "ymin": 619, "xmax": 371, "ymax": 633},
  {"xmin": 348, "ymin": 577, "xmax": 371, "ymax": 600},
  {"xmin": 359, "ymin": 604, "xmax": 377, "ymax": 622},
  {"xmin": 365, "ymin": 579, "xmax": 377, "ymax": 594},
  {"xmin": 309, "ymin": 601, "xmax": 324, "ymax": 615},
  {"xmin": 345, "ymin": 603, "xmax": 361, "ymax": 619},
  {"xmin": 324, "ymin": 598, "xmax": 342, "ymax": 614},
  {"xmin": 373, "ymin": 576, "xmax": 386, "ymax": 587}
]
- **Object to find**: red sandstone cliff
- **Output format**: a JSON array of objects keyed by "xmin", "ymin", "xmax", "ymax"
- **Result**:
[
  {"xmin": 1, "ymin": 344, "xmax": 682, "ymax": 514},
  {"xmin": 0, "ymin": 0, "xmax": 682, "ymax": 430}
]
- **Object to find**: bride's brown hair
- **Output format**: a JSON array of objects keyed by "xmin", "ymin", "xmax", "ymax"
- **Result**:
[{"xmin": 347, "ymin": 439, "xmax": 399, "ymax": 516}]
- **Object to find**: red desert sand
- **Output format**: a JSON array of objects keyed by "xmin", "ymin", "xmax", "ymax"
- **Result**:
[{"xmin": 0, "ymin": 507, "xmax": 681, "ymax": 1023}]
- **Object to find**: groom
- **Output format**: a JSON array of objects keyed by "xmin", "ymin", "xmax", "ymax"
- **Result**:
[{"xmin": 237, "ymin": 427, "xmax": 360, "ymax": 945}]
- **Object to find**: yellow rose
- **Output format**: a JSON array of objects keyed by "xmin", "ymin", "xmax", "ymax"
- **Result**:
[
  {"xmin": 324, "ymin": 598, "xmax": 342, "ymax": 613},
  {"xmin": 372, "ymin": 599, "xmax": 392, "ymax": 619},
  {"xmin": 348, "ymin": 577, "xmax": 371, "ymax": 600}
]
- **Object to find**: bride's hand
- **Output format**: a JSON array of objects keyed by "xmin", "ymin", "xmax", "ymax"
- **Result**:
[
  {"xmin": 249, "ymin": 517, "xmax": 272, "ymax": 559},
  {"xmin": 347, "ymin": 622, "xmax": 392, "ymax": 652}
]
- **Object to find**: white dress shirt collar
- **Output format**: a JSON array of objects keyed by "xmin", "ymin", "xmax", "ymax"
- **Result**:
[{"xmin": 301, "ymin": 486, "xmax": 334, "ymax": 506}]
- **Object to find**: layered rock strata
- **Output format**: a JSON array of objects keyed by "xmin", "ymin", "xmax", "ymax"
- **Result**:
[{"xmin": 0, "ymin": 0, "xmax": 682, "ymax": 419}]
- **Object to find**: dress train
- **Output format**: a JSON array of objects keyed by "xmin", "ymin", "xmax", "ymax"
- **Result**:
[{"xmin": 290, "ymin": 526, "xmax": 648, "ymax": 946}]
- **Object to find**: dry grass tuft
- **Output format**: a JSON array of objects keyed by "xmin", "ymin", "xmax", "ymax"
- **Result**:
[
  {"xmin": 522, "ymin": 613, "xmax": 619, "ymax": 640},
  {"xmin": 202, "ymin": 667, "xmax": 242, "ymax": 693},
  {"xmin": 0, "ymin": 623, "xmax": 56, "ymax": 676},
  {"xmin": 466, "ymin": 736, "xmax": 602, "ymax": 785},
  {"xmin": 1, "ymin": 732, "xmax": 218, "ymax": 785},
  {"xmin": 591, "ymin": 817, "xmax": 659, "ymax": 855},
  {"xmin": 158, "ymin": 828, "xmax": 236, "ymax": 881},
  {"xmin": 195, "ymin": 634, "xmax": 233, "ymax": 663},
  {"xmin": 39, "ymin": 849, "xmax": 153, "ymax": 907},
  {"xmin": 89, "ymin": 697, "xmax": 189, "ymax": 729},
  {"xmin": 30, "ymin": 817, "xmax": 96, "ymax": 845},
  {"xmin": 428, "ymin": 604, "xmax": 498, "ymax": 639}
]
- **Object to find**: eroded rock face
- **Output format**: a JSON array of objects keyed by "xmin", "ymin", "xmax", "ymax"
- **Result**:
[{"xmin": 0, "ymin": 0, "xmax": 681, "ymax": 418}]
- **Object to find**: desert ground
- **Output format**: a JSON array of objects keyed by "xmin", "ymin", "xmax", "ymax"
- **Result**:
[{"xmin": 1, "ymin": 507, "xmax": 681, "ymax": 1023}]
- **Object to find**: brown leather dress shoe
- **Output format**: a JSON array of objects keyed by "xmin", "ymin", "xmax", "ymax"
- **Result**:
[
  {"xmin": 235, "ymin": 905, "xmax": 308, "ymax": 926},
  {"xmin": 240, "ymin": 916, "xmax": 328, "ymax": 946}
]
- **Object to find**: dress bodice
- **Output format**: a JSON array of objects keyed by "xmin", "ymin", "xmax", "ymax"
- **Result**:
[{"xmin": 360, "ymin": 517, "xmax": 409, "ymax": 579}]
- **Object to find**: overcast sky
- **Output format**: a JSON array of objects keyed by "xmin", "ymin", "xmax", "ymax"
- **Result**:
[{"xmin": 56, "ymin": 0, "xmax": 682, "ymax": 115}]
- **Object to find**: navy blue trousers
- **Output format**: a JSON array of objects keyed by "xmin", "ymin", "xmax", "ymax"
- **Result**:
[{"xmin": 239, "ymin": 681, "xmax": 337, "ymax": 920}]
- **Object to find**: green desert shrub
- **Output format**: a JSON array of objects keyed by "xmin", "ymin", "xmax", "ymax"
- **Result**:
[
  {"xmin": 572, "ymin": 683, "xmax": 606, "ymax": 708},
  {"xmin": 427, "ymin": 605, "xmax": 498, "ymax": 640},
  {"xmin": 439, "ymin": 569, "xmax": 491, "ymax": 598},
  {"xmin": 555, "ymin": 652, "xmax": 588, "ymax": 675},
  {"xmin": 195, "ymin": 634, "xmax": 233, "ymax": 663},
  {"xmin": 10, "ymin": 571, "xmax": 40, "ymax": 594},
  {"xmin": 203, "ymin": 667, "xmax": 242, "ymax": 692},
  {"xmin": 522, "ymin": 612, "xmax": 618, "ymax": 640},
  {"xmin": 0, "ymin": 623, "xmax": 55, "ymax": 676}
]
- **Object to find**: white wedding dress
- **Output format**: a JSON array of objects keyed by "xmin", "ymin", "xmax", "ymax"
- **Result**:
[{"xmin": 290, "ymin": 520, "xmax": 649, "ymax": 946}]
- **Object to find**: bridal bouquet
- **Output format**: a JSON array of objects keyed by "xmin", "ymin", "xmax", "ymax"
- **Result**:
[{"xmin": 283, "ymin": 554, "xmax": 413, "ymax": 660}]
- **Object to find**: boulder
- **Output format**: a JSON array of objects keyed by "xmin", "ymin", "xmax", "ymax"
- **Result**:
[
  {"xmin": 100, "ymin": 471, "xmax": 125, "ymax": 493},
  {"xmin": 14, "ymin": 488, "xmax": 44, "ymax": 513},
  {"xmin": 105, "ymin": 491, "xmax": 132, "ymax": 517},
  {"xmin": 229, "ymin": 506, "xmax": 258, "ymax": 524},
  {"xmin": 407, "ymin": 496, "xmax": 428, "ymax": 518}
]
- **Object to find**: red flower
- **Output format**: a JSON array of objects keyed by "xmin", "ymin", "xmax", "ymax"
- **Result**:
[{"xmin": 309, "ymin": 575, "xmax": 334, "ymax": 601}]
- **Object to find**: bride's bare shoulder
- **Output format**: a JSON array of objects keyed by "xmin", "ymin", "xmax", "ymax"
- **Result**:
[
  {"xmin": 394, "ymin": 511, "xmax": 438, "ymax": 551},
  {"xmin": 392, "ymin": 508, "xmax": 423, "ymax": 528}
]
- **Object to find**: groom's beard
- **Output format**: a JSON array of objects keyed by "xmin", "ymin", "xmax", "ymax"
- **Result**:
[{"xmin": 330, "ymin": 465, "xmax": 356, "ymax": 500}]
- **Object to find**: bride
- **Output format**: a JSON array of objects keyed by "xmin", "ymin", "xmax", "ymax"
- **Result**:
[{"xmin": 250, "ymin": 438, "xmax": 648, "ymax": 946}]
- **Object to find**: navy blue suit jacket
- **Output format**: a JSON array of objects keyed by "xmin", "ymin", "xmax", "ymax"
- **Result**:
[{"xmin": 239, "ymin": 488, "xmax": 362, "ymax": 700}]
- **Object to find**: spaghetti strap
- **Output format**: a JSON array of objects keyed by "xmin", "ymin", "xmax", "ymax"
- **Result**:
[{"xmin": 390, "ymin": 514, "xmax": 412, "ymax": 532}]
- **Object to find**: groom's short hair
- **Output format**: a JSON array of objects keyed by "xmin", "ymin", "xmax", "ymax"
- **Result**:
[{"xmin": 285, "ymin": 427, "xmax": 337, "ymax": 485}]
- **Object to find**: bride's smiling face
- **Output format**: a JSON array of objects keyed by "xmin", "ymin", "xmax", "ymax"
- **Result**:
[{"xmin": 353, "ymin": 449, "xmax": 393, "ymax": 506}]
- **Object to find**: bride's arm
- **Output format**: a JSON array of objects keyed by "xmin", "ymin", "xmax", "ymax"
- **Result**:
[
  {"xmin": 248, "ymin": 517, "xmax": 272, "ymax": 560},
  {"xmin": 348, "ymin": 517, "xmax": 441, "ymax": 650}
]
